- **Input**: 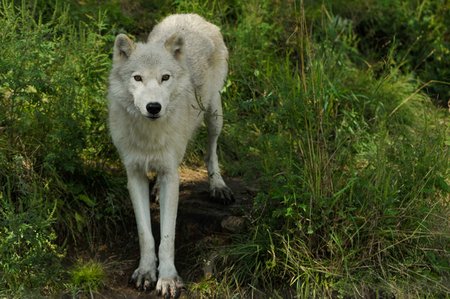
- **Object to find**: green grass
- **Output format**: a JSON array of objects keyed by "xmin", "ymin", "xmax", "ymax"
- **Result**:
[
  {"xmin": 181, "ymin": 0, "xmax": 450, "ymax": 297},
  {"xmin": 70, "ymin": 260, "xmax": 106, "ymax": 294},
  {"xmin": 1, "ymin": 0, "xmax": 450, "ymax": 298}
]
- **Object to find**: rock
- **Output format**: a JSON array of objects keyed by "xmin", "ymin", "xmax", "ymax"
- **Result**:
[{"xmin": 221, "ymin": 216, "xmax": 246, "ymax": 233}]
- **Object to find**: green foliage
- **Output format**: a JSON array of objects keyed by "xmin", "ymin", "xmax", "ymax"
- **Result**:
[
  {"xmin": 0, "ymin": 193, "xmax": 64, "ymax": 295},
  {"xmin": 70, "ymin": 260, "xmax": 106, "ymax": 294},
  {"xmin": 0, "ymin": 0, "xmax": 131, "ymax": 260},
  {"xmin": 1, "ymin": 0, "xmax": 450, "ymax": 297},
  {"xmin": 170, "ymin": 1, "xmax": 450, "ymax": 297},
  {"xmin": 34, "ymin": 0, "xmax": 173, "ymax": 38},
  {"xmin": 321, "ymin": 0, "xmax": 450, "ymax": 106},
  {"xmin": 0, "ymin": 1, "xmax": 133, "ymax": 295},
  {"xmin": 187, "ymin": 1, "xmax": 450, "ymax": 297},
  {"xmin": 1, "ymin": 1, "xmax": 113, "ymax": 174}
]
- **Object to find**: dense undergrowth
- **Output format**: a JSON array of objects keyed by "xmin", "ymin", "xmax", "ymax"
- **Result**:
[
  {"xmin": 1, "ymin": 0, "xmax": 450, "ymax": 298},
  {"xmin": 0, "ymin": 1, "xmax": 130, "ymax": 296}
]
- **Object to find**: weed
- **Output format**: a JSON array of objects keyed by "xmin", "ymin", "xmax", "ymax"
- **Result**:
[{"xmin": 70, "ymin": 260, "xmax": 106, "ymax": 294}]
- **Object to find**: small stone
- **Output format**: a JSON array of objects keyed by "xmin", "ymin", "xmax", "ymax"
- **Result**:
[{"xmin": 221, "ymin": 216, "xmax": 246, "ymax": 233}]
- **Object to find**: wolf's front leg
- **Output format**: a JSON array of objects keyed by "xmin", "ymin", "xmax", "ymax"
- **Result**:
[
  {"xmin": 156, "ymin": 170, "xmax": 183, "ymax": 298},
  {"xmin": 127, "ymin": 169, "xmax": 158, "ymax": 291}
]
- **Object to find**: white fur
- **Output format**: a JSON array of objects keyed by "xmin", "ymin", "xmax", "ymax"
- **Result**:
[{"xmin": 108, "ymin": 14, "xmax": 234, "ymax": 298}]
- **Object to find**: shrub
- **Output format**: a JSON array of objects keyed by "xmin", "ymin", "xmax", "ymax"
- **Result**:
[
  {"xmin": 0, "ymin": 193, "xmax": 64, "ymax": 295},
  {"xmin": 0, "ymin": 0, "xmax": 131, "ymax": 246}
]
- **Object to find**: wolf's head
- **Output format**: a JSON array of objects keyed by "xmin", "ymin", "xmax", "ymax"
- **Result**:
[{"xmin": 111, "ymin": 33, "xmax": 190, "ymax": 121}]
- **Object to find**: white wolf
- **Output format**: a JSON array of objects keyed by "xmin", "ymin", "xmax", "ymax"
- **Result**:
[{"xmin": 108, "ymin": 14, "xmax": 234, "ymax": 298}]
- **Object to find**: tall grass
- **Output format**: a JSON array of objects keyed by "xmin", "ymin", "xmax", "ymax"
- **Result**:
[
  {"xmin": 173, "ymin": 0, "xmax": 450, "ymax": 297},
  {"xmin": 312, "ymin": 0, "xmax": 450, "ymax": 107}
]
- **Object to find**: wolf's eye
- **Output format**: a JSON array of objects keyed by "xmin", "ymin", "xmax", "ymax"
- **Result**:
[
  {"xmin": 134, "ymin": 75, "xmax": 142, "ymax": 81},
  {"xmin": 162, "ymin": 75, "xmax": 170, "ymax": 81}
]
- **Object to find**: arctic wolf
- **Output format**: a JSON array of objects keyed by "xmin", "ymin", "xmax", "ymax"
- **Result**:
[{"xmin": 108, "ymin": 14, "xmax": 234, "ymax": 298}]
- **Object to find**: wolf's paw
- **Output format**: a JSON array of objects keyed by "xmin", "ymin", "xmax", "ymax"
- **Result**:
[
  {"xmin": 129, "ymin": 267, "xmax": 158, "ymax": 291},
  {"xmin": 150, "ymin": 184, "xmax": 160, "ymax": 204},
  {"xmin": 210, "ymin": 186, "xmax": 235, "ymax": 205},
  {"xmin": 156, "ymin": 275, "xmax": 184, "ymax": 299}
]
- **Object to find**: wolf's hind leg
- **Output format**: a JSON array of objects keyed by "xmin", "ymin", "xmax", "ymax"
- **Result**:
[
  {"xmin": 205, "ymin": 94, "xmax": 235, "ymax": 205},
  {"xmin": 127, "ymin": 168, "xmax": 158, "ymax": 291}
]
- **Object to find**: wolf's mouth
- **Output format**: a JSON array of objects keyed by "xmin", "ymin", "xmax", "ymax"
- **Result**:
[{"xmin": 146, "ymin": 115, "xmax": 160, "ymax": 121}]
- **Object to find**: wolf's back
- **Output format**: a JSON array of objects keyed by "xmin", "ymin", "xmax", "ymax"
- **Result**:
[{"xmin": 147, "ymin": 14, "xmax": 228, "ymax": 88}]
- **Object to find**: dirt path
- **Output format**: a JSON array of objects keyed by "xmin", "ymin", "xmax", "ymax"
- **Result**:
[{"xmin": 87, "ymin": 168, "xmax": 254, "ymax": 298}]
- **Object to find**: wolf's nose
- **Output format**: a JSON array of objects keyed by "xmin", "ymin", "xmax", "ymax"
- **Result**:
[{"xmin": 146, "ymin": 102, "xmax": 161, "ymax": 115}]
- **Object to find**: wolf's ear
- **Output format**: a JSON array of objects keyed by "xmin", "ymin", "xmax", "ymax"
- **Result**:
[
  {"xmin": 165, "ymin": 33, "xmax": 184, "ymax": 61},
  {"xmin": 113, "ymin": 34, "xmax": 136, "ymax": 64}
]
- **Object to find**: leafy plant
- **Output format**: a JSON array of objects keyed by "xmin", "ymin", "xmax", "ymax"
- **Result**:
[
  {"xmin": 0, "ymin": 192, "xmax": 64, "ymax": 296},
  {"xmin": 0, "ymin": 0, "xmax": 132, "ymax": 245}
]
